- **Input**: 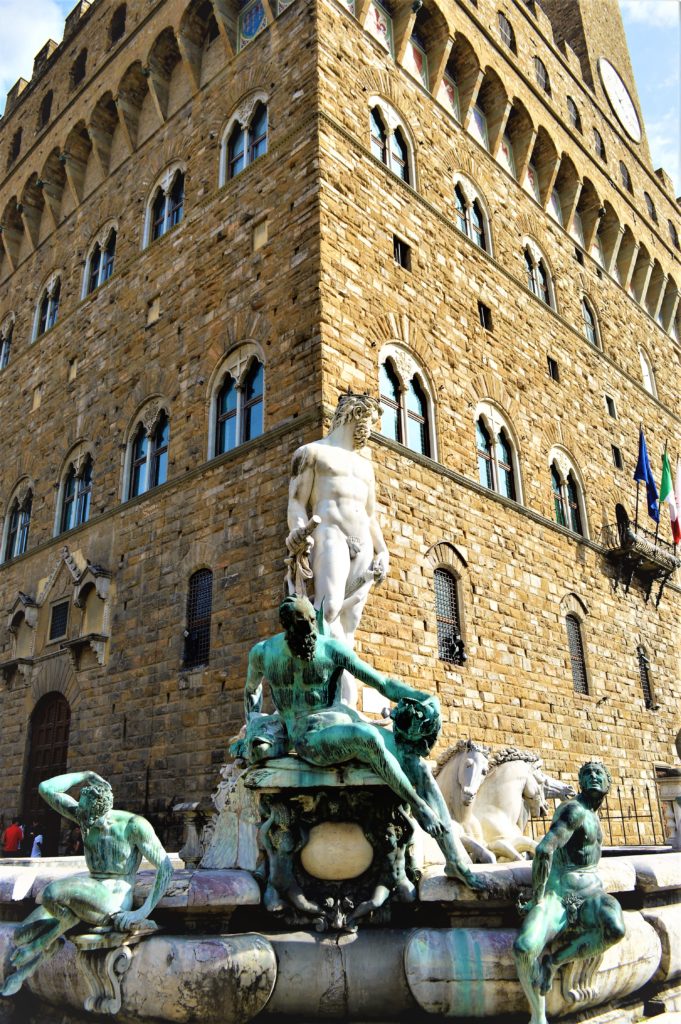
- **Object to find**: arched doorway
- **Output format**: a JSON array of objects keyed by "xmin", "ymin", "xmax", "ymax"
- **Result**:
[{"xmin": 23, "ymin": 693, "xmax": 71, "ymax": 855}]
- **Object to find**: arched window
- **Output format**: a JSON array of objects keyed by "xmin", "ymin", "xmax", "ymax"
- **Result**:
[
  {"xmin": 38, "ymin": 91, "xmax": 53, "ymax": 130},
  {"xmin": 85, "ymin": 229, "xmax": 116, "ymax": 295},
  {"xmin": 581, "ymin": 297, "xmax": 599, "ymax": 346},
  {"xmin": 644, "ymin": 191, "xmax": 657, "ymax": 223},
  {"xmin": 3, "ymin": 491, "xmax": 32, "ymax": 562},
  {"xmin": 434, "ymin": 567, "xmax": 465, "ymax": 664},
  {"xmin": 565, "ymin": 613, "xmax": 588, "ymax": 694},
  {"xmin": 498, "ymin": 12, "xmax": 516, "ymax": 52},
  {"xmin": 223, "ymin": 101, "xmax": 268, "ymax": 182},
  {"xmin": 475, "ymin": 410, "xmax": 518, "ymax": 500},
  {"xmin": 639, "ymin": 348, "xmax": 656, "ymax": 397},
  {"xmin": 534, "ymin": 56, "xmax": 550, "ymax": 95},
  {"xmin": 593, "ymin": 128, "xmax": 606, "ymax": 162},
  {"xmin": 126, "ymin": 408, "xmax": 170, "ymax": 498},
  {"xmin": 620, "ymin": 161, "xmax": 632, "ymax": 193},
  {"xmin": 551, "ymin": 462, "xmax": 584, "ymax": 535},
  {"xmin": 183, "ymin": 569, "xmax": 213, "ymax": 669},
  {"xmin": 8, "ymin": 128, "xmax": 22, "ymax": 168},
  {"xmin": 669, "ymin": 221, "xmax": 680, "ymax": 250},
  {"xmin": 378, "ymin": 348, "xmax": 435, "ymax": 458},
  {"xmin": 368, "ymin": 100, "xmax": 414, "ymax": 185},
  {"xmin": 147, "ymin": 168, "xmax": 185, "ymax": 245},
  {"xmin": 523, "ymin": 244, "xmax": 554, "ymax": 308},
  {"xmin": 70, "ymin": 49, "xmax": 87, "ymax": 89},
  {"xmin": 637, "ymin": 646, "xmax": 654, "ymax": 709},
  {"xmin": 566, "ymin": 96, "xmax": 581, "ymax": 132},
  {"xmin": 211, "ymin": 353, "xmax": 265, "ymax": 457},
  {"xmin": 59, "ymin": 456, "xmax": 93, "ymax": 533},
  {"xmin": 453, "ymin": 179, "xmax": 490, "ymax": 252},
  {"xmin": 0, "ymin": 318, "xmax": 13, "ymax": 370},
  {"xmin": 110, "ymin": 4, "xmax": 127, "ymax": 44},
  {"xmin": 35, "ymin": 277, "xmax": 61, "ymax": 338}
]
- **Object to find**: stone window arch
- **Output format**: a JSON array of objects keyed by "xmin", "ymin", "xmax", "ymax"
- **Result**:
[
  {"xmin": 143, "ymin": 163, "xmax": 185, "ymax": 247},
  {"xmin": 581, "ymin": 295, "xmax": 600, "ymax": 348},
  {"xmin": 219, "ymin": 93, "xmax": 269, "ymax": 185},
  {"xmin": 593, "ymin": 127, "xmax": 606, "ymax": 162},
  {"xmin": 56, "ymin": 447, "xmax": 94, "ymax": 535},
  {"xmin": 2, "ymin": 480, "xmax": 33, "ymax": 563},
  {"xmin": 498, "ymin": 11, "xmax": 516, "ymax": 53},
  {"xmin": 639, "ymin": 346, "xmax": 657, "ymax": 397},
  {"xmin": 208, "ymin": 343, "xmax": 265, "ymax": 458},
  {"xmin": 474, "ymin": 401, "xmax": 522, "ymax": 502},
  {"xmin": 534, "ymin": 56, "xmax": 550, "ymax": 96},
  {"xmin": 368, "ymin": 97, "xmax": 416, "ymax": 188},
  {"xmin": 33, "ymin": 273, "xmax": 61, "ymax": 340},
  {"xmin": 453, "ymin": 174, "xmax": 492, "ymax": 254},
  {"xmin": 668, "ymin": 220, "xmax": 679, "ymax": 251},
  {"xmin": 425, "ymin": 542, "xmax": 468, "ymax": 666},
  {"xmin": 83, "ymin": 223, "xmax": 117, "ymax": 297},
  {"xmin": 560, "ymin": 593, "xmax": 590, "ymax": 696},
  {"xmin": 644, "ymin": 191, "xmax": 657, "ymax": 223},
  {"xmin": 70, "ymin": 48, "xmax": 87, "ymax": 89},
  {"xmin": 620, "ymin": 160, "xmax": 633, "ymax": 194},
  {"xmin": 378, "ymin": 343, "xmax": 436, "ymax": 458},
  {"xmin": 109, "ymin": 4, "xmax": 127, "ymax": 45},
  {"xmin": 123, "ymin": 400, "xmax": 171, "ymax": 500},
  {"xmin": 549, "ymin": 447, "xmax": 588, "ymax": 538},
  {"xmin": 523, "ymin": 238, "xmax": 555, "ymax": 309},
  {"xmin": 566, "ymin": 96, "xmax": 582, "ymax": 133},
  {"xmin": 0, "ymin": 313, "xmax": 14, "ymax": 370}
]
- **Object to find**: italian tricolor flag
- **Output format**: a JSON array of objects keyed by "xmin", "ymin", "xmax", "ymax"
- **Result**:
[{"xmin": 660, "ymin": 452, "xmax": 681, "ymax": 545}]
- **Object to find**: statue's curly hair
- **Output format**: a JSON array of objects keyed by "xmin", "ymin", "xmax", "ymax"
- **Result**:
[{"xmin": 331, "ymin": 393, "xmax": 382, "ymax": 429}]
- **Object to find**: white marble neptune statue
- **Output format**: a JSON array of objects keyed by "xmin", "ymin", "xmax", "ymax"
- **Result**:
[{"xmin": 286, "ymin": 393, "xmax": 389, "ymax": 708}]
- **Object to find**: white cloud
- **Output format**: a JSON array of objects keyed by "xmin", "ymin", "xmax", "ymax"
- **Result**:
[
  {"xmin": 620, "ymin": 0, "xmax": 681, "ymax": 29},
  {"xmin": 0, "ymin": 0, "xmax": 70, "ymax": 113}
]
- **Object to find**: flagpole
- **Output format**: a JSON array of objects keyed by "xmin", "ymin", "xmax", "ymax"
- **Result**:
[
  {"xmin": 653, "ymin": 439, "xmax": 667, "ymax": 549},
  {"xmin": 634, "ymin": 423, "xmax": 642, "ymax": 531}
]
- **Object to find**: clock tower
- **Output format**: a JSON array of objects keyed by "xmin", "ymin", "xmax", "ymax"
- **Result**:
[{"xmin": 540, "ymin": 0, "xmax": 651, "ymax": 164}]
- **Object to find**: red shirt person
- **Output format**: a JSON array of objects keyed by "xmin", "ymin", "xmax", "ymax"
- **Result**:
[{"xmin": 2, "ymin": 819, "xmax": 24, "ymax": 857}]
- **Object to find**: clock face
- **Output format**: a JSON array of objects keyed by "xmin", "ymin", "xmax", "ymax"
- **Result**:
[{"xmin": 598, "ymin": 58, "xmax": 641, "ymax": 143}]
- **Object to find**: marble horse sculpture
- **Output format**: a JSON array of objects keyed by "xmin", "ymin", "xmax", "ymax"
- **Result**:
[
  {"xmin": 1, "ymin": 771, "xmax": 173, "ymax": 997},
  {"xmin": 232, "ymin": 594, "xmax": 486, "ymax": 912},
  {"xmin": 434, "ymin": 739, "xmax": 496, "ymax": 863},
  {"xmin": 513, "ymin": 761, "xmax": 625, "ymax": 1024},
  {"xmin": 474, "ymin": 749, "xmax": 575, "ymax": 861},
  {"xmin": 285, "ymin": 393, "xmax": 389, "ymax": 708}
]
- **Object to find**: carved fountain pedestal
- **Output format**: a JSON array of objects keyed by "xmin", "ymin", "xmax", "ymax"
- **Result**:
[{"xmin": 243, "ymin": 756, "xmax": 419, "ymax": 931}]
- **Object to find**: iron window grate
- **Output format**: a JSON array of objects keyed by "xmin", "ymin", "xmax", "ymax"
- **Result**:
[
  {"xmin": 434, "ymin": 568, "xmax": 465, "ymax": 664},
  {"xmin": 637, "ymin": 647, "xmax": 653, "ymax": 709},
  {"xmin": 566, "ymin": 614, "xmax": 588, "ymax": 694},
  {"xmin": 184, "ymin": 569, "xmax": 213, "ymax": 669},
  {"xmin": 49, "ymin": 601, "xmax": 69, "ymax": 641}
]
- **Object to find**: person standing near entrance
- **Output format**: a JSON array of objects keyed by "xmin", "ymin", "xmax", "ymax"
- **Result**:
[{"xmin": 1, "ymin": 818, "xmax": 24, "ymax": 858}]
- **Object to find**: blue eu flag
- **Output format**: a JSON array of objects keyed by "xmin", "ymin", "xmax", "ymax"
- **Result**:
[{"xmin": 633, "ymin": 428, "xmax": 659, "ymax": 523}]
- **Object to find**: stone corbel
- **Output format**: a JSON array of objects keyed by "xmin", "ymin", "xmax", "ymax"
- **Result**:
[
  {"xmin": 60, "ymin": 633, "xmax": 109, "ymax": 669},
  {"xmin": 0, "ymin": 658, "xmax": 32, "ymax": 685},
  {"xmin": 71, "ymin": 931, "xmax": 150, "ymax": 1015}
]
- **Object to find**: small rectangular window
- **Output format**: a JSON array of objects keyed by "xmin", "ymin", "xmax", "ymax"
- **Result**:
[
  {"xmin": 547, "ymin": 356, "xmax": 560, "ymax": 381},
  {"xmin": 393, "ymin": 235, "xmax": 411, "ymax": 270},
  {"xmin": 574, "ymin": 247, "xmax": 584, "ymax": 265},
  {"xmin": 477, "ymin": 301, "xmax": 492, "ymax": 330},
  {"xmin": 612, "ymin": 445, "xmax": 623, "ymax": 469},
  {"xmin": 49, "ymin": 601, "xmax": 69, "ymax": 641},
  {"xmin": 605, "ymin": 395, "xmax": 617, "ymax": 418}
]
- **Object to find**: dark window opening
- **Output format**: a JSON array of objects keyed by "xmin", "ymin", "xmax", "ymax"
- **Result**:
[
  {"xmin": 110, "ymin": 4, "xmax": 127, "ymax": 44},
  {"xmin": 547, "ymin": 356, "xmax": 559, "ymax": 381},
  {"xmin": 49, "ymin": 601, "xmax": 69, "ymax": 641},
  {"xmin": 184, "ymin": 569, "xmax": 213, "ymax": 668},
  {"xmin": 637, "ymin": 646, "xmax": 654, "ymax": 709},
  {"xmin": 534, "ymin": 57, "xmax": 550, "ymax": 96},
  {"xmin": 612, "ymin": 445, "xmax": 623, "ymax": 470},
  {"xmin": 605, "ymin": 395, "xmax": 617, "ymax": 418},
  {"xmin": 70, "ymin": 49, "xmax": 87, "ymax": 89},
  {"xmin": 566, "ymin": 613, "xmax": 588, "ymax": 694},
  {"xmin": 393, "ymin": 235, "xmax": 411, "ymax": 269},
  {"xmin": 498, "ymin": 12, "xmax": 516, "ymax": 52},
  {"xmin": 434, "ymin": 567, "xmax": 465, "ymax": 664},
  {"xmin": 574, "ymin": 247, "xmax": 584, "ymax": 265},
  {"xmin": 38, "ymin": 91, "xmax": 53, "ymax": 129},
  {"xmin": 478, "ymin": 301, "xmax": 492, "ymax": 330},
  {"xmin": 8, "ymin": 128, "xmax": 22, "ymax": 168}
]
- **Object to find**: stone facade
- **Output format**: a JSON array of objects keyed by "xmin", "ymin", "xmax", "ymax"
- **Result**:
[{"xmin": 0, "ymin": 0, "xmax": 679, "ymax": 847}]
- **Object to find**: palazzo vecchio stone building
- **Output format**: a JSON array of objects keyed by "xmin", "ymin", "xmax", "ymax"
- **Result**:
[{"xmin": 0, "ymin": 0, "xmax": 679, "ymax": 850}]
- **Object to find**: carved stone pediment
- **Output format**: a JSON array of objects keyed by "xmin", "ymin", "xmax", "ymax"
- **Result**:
[{"xmin": 8, "ymin": 592, "xmax": 37, "ymax": 631}]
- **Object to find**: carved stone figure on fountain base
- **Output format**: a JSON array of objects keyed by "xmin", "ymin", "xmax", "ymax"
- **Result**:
[
  {"xmin": 1, "ymin": 771, "xmax": 173, "ymax": 999},
  {"xmin": 513, "ymin": 761, "xmax": 625, "ymax": 1024}
]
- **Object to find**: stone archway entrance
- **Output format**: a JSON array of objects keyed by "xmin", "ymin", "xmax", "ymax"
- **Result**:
[{"xmin": 23, "ymin": 692, "xmax": 71, "ymax": 855}]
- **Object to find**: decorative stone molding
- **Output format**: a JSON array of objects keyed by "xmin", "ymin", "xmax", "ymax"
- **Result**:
[
  {"xmin": 559, "ymin": 591, "xmax": 590, "ymax": 620},
  {"xmin": 425, "ymin": 541, "xmax": 468, "ymax": 571}
]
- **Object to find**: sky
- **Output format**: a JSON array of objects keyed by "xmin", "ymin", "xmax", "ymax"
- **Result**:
[{"xmin": 0, "ymin": 0, "xmax": 678, "ymax": 192}]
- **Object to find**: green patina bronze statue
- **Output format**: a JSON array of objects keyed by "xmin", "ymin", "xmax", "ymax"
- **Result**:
[
  {"xmin": 513, "ymin": 761, "xmax": 625, "ymax": 1024},
  {"xmin": 236, "ymin": 594, "xmax": 484, "ymax": 891},
  {"xmin": 1, "ymin": 771, "xmax": 173, "ymax": 998}
]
